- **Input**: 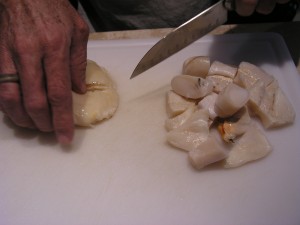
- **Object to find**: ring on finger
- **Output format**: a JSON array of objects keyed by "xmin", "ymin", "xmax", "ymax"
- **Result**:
[{"xmin": 0, "ymin": 74, "xmax": 19, "ymax": 83}]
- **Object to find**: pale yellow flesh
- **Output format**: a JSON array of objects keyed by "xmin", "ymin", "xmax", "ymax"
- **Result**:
[
  {"xmin": 214, "ymin": 83, "xmax": 249, "ymax": 118},
  {"xmin": 171, "ymin": 75, "xmax": 213, "ymax": 99},
  {"xmin": 166, "ymin": 109, "xmax": 210, "ymax": 151},
  {"xmin": 249, "ymin": 80, "xmax": 295, "ymax": 128},
  {"xmin": 224, "ymin": 126, "xmax": 272, "ymax": 168},
  {"xmin": 234, "ymin": 61, "xmax": 274, "ymax": 89},
  {"xmin": 197, "ymin": 92, "xmax": 218, "ymax": 120},
  {"xmin": 72, "ymin": 60, "xmax": 119, "ymax": 127},
  {"xmin": 189, "ymin": 135, "xmax": 228, "ymax": 170},
  {"xmin": 165, "ymin": 105, "xmax": 196, "ymax": 131},
  {"xmin": 208, "ymin": 61, "xmax": 237, "ymax": 79},
  {"xmin": 166, "ymin": 90, "xmax": 195, "ymax": 118},
  {"xmin": 182, "ymin": 56, "xmax": 210, "ymax": 78},
  {"xmin": 206, "ymin": 75, "xmax": 233, "ymax": 93}
]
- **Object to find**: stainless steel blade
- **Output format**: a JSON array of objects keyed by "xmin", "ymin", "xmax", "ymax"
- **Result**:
[{"xmin": 131, "ymin": 0, "xmax": 232, "ymax": 79}]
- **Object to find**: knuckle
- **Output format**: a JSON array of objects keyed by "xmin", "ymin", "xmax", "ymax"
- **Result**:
[
  {"xmin": 70, "ymin": 45, "xmax": 87, "ymax": 67},
  {"xmin": 14, "ymin": 37, "xmax": 37, "ymax": 56},
  {"xmin": 43, "ymin": 31, "xmax": 70, "ymax": 51},
  {"xmin": 48, "ymin": 85, "xmax": 71, "ymax": 107},
  {"xmin": 76, "ymin": 19, "xmax": 90, "ymax": 38}
]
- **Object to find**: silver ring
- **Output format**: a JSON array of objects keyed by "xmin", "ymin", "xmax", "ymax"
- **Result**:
[{"xmin": 0, "ymin": 74, "xmax": 19, "ymax": 83}]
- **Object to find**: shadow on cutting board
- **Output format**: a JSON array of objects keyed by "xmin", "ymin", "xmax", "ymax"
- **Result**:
[
  {"xmin": 1, "ymin": 116, "xmax": 86, "ymax": 152},
  {"xmin": 208, "ymin": 22, "xmax": 300, "ymax": 70},
  {"xmin": 207, "ymin": 32, "xmax": 288, "ymax": 70}
]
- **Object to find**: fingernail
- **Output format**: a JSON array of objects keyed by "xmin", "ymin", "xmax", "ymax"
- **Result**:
[
  {"xmin": 75, "ymin": 83, "xmax": 86, "ymax": 94},
  {"xmin": 58, "ymin": 134, "xmax": 72, "ymax": 145}
]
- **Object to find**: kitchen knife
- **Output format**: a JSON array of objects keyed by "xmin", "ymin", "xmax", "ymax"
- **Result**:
[{"xmin": 131, "ymin": 0, "xmax": 234, "ymax": 79}]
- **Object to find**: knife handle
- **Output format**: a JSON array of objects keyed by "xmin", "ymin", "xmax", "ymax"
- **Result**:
[{"xmin": 223, "ymin": 0, "xmax": 235, "ymax": 11}]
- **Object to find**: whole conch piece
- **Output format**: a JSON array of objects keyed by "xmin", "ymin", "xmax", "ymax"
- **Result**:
[{"xmin": 72, "ymin": 60, "xmax": 119, "ymax": 127}]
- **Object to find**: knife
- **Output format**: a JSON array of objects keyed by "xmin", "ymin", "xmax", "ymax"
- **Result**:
[{"xmin": 130, "ymin": 0, "xmax": 234, "ymax": 79}]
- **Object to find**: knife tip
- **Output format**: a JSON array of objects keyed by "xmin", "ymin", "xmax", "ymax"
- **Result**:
[
  {"xmin": 130, "ymin": 66, "xmax": 145, "ymax": 79},
  {"xmin": 130, "ymin": 72, "xmax": 137, "ymax": 79},
  {"xmin": 130, "ymin": 72, "xmax": 138, "ymax": 79}
]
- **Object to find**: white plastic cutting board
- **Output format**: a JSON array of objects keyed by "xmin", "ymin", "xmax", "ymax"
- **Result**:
[{"xmin": 0, "ymin": 33, "xmax": 300, "ymax": 225}]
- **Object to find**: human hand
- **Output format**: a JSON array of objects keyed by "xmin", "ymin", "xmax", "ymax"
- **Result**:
[
  {"xmin": 0, "ymin": 0, "xmax": 89, "ymax": 144},
  {"xmin": 235, "ymin": 0, "xmax": 291, "ymax": 16}
]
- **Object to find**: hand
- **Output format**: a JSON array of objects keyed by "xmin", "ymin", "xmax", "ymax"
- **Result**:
[
  {"xmin": 235, "ymin": 0, "xmax": 291, "ymax": 16},
  {"xmin": 0, "ymin": 0, "xmax": 89, "ymax": 144}
]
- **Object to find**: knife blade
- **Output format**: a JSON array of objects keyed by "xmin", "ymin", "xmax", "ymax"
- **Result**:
[{"xmin": 130, "ymin": 0, "xmax": 234, "ymax": 79}]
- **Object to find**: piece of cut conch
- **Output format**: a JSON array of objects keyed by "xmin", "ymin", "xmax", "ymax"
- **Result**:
[
  {"xmin": 182, "ymin": 56, "xmax": 210, "ymax": 78},
  {"xmin": 166, "ymin": 90, "xmax": 195, "ymax": 118},
  {"xmin": 206, "ymin": 75, "xmax": 233, "ymax": 93},
  {"xmin": 250, "ymin": 80, "xmax": 295, "ymax": 128},
  {"xmin": 215, "ymin": 83, "xmax": 249, "ymax": 118},
  {"xmin": 224, "ymin": 126, "xmax": 272, "ymax": 168},
  {"xmin": 72, "ymin": 60, "xmax": 119, "ymax": 126},
  {"xmin": 171, "ymin": 75, "xmax": 213, "ymax": 99},
  {"xmin": 166, "ymin": 109, "xmax": 210, "ymax": 151},
  {"xmin": 208, "ymin": 61, "xmax": 237, "ymax": 79},
  {"xmin": 247, "ymin": 79, "xmax": 265, "ymax": 110},
  {"xmin": 234, "ymin": 62, "xmax": 274, "ymax": 89},
  {"xmin": 165, "ymin": 105, "xmax": 196, "ymax": 131},
  {"xmin": 198, "ymin": 92, "xmax": 218, "ymax": 120},
  {"xmin": 189, "ymin": 135, "xmax": 228, "ymax": 170}
]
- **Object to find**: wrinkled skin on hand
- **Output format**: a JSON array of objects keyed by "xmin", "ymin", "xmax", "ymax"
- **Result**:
[
  {"xmin": 235, "ymin": 0, "xmax": 291, "ymax": 16},
  {"xmin": 0, "ymin": 0, "xmax": 89, "ymax": 144}
]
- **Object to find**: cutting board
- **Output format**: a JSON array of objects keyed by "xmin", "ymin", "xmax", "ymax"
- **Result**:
[{"xmin": 0, "ymin": 33, "xmax": 300, "ymax": 225}]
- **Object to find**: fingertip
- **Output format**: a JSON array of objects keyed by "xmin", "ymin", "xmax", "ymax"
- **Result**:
[
  {"xmin": 79, "ymin": 83, "xmax": 87, "ymax": 94},
  {"xmin": 77, "ymin": 71, "xmax": 87, "ymax": 93},
  {"xmin": 52, "ymin": 110, "xmax": 74, "ymax": 145},
  {"xmin": 57, "ymin": 133, "xmax": 73, "ymax": 145},
  {"xmin": 255, "ymin": 0, "xmax": 277, "ymax": 15},
  {"xmin": 235, "ymin": 0, "xmax": 258, "ymax": 16},
  {"xmin": 235, "ymin": 7, "xmax": 255, "ymax": 17},
  {"xmin": 73, "ymin": 81, "xmax": 87, "ymax": 94}
]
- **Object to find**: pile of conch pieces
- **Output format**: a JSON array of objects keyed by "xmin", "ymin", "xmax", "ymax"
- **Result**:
[{"xmin": 165, "ymin": 56, "xmax": 295, "ymax": 170}]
